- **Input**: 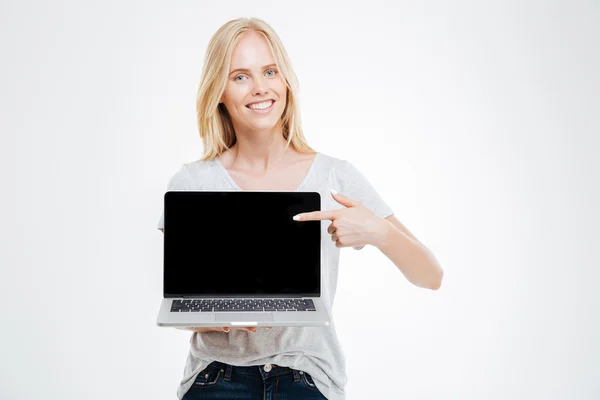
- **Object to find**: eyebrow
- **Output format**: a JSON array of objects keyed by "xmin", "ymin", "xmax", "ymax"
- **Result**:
[{"xmin": 229, "ymin": 63, "xmax": 278, "ymax": 76}]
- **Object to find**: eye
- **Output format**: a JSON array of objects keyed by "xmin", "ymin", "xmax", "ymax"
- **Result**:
[
  {"xmin": 265, "ymin": 68, "xmax": 277, "ymax": 77},
  {"xmin": 234, "ymin": 74, "xmax": 248, "ymax": 81}
]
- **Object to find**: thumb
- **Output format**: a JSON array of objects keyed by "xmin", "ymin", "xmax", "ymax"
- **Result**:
[{"xmin": 330, "ymin": 188, "xmax": 359, "ymax": 207}]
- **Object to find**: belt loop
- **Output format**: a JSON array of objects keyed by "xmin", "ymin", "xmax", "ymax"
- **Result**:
[
  {"xmin": 224, "ymin": 363, "xmax": 233, "ymax": 382},
  {"xmin": 292, "ymin": 369, "xmax": 301, "ymax": 382}
]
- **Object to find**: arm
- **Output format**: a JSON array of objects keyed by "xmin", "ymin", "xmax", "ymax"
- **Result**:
[
  {"xmin": 376, "ymin": 215, "xmax": 444, "ymax": 290},
  {"xmin": 298, "ymin": 189, "xmax": 443, "ymax": 290}
]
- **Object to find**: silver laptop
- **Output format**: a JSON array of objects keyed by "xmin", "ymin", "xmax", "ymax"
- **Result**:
[{"xmin": 156, "ymin": 190, "xmax": 330, "ymax": 328}]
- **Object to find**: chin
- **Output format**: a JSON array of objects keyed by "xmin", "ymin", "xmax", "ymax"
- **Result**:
[
  {"xmin": 248, "ymin": 116, "xmax": 284, "ymax": 131},
  {"xmin": 249, "ymin": 122, "xmax": 279, "ymax": 131}
]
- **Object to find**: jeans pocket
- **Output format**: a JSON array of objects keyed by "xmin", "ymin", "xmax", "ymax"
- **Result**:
[
  {"xmin": 300, "ymin": 371, "xmax": 320, "ymax": 391},
  {"xmin": 192, "ymin": 364, "xmax": 224, "ymax": 387}
]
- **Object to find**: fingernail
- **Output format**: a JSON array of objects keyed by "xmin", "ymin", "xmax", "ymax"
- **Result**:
[
  {"xmin": 330, "ymin": 188, "xmax": 338, "ymax": 195},
  {"xmin": 293, "ymin": 215, "xmax": 300, "ymax": 221}
]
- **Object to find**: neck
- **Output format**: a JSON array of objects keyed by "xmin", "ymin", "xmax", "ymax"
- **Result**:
[{"xmin": 229, "ymin": 122, "xmax": 291, "ymax": 171}]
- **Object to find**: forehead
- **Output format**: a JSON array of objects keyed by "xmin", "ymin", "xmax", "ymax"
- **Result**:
[{"xmin": 230, "ymin": 31, "xmax": 275, "ymax": 68}]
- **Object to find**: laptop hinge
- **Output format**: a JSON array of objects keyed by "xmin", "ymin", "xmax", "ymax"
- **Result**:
[{"xmin": 172, "ymin": 294, "xmax": 311, "ymax": 298}]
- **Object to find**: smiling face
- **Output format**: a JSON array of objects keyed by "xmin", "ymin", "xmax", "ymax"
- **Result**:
[{"xmin": 220, "ymin": 31, "xmax": 287, "ymax": 134}]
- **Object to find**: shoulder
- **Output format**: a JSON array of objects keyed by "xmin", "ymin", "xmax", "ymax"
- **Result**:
[
  {"xmin": 183, "ymin": 158, "xmax": 216, "ymax": 176},
  {"xmin": 312, "ymin": 152, "xmax": 347, "ymax": 171},
  {"xmin": 165, "ymin": 158, "xmax": 217, "ymax": 190},
  {"xmin": 316, "ymin": 152, "xmax": 363, "ymax": 182},
  {"xmin": 320, "ymin": 153, "xmax": 387, "ymax": 201}
]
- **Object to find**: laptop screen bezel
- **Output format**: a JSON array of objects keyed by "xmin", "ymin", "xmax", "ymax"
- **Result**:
[{"xmin": 162, "ymin": 190, "xmax": 322, "ymax": 298}]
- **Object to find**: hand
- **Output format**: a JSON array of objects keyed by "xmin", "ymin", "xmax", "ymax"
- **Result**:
[
  {"xmin": 293, "ymin": 189, "xmax": 390, "ymax": 249},
  {"xmin": 176, "ymin": 326, "xmax": 272, "ymax": 333}
]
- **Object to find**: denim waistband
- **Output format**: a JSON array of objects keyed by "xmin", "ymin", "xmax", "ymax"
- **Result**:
[{"xmin": 206, "ymin": 361, "xmax": 304, "ymax": 383}]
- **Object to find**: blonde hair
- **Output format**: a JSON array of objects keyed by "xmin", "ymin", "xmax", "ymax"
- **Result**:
[{"xmin": 195, "ymin": 17, "xmax": 315, "ymax": 161}]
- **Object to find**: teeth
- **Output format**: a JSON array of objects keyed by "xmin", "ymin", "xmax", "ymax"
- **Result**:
[{"xmin": 248, "ymin": 100, "xmax": 273, "ymax": 110}]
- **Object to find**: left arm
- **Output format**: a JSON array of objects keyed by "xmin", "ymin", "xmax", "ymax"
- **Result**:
[
  {"xmin": 295, "ymin": 190, "xmax": 444, "ymax": 290},
  {"xmin": 375, "ymin": 215, "xmax": 444, "ymax": 290}
]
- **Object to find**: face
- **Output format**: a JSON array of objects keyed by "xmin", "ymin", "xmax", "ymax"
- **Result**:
[{"xmin": 220, "ymin": 31, "xmax": 287, "ymax": 134}]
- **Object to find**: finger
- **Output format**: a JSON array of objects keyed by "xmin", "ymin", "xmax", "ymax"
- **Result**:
[
  {"xmin": 294, "ymin": 210, "xmax": 339, "ymax": 222},
  {"xmin": 239, "ymin": 326, "xmax": 270, "ymax": 331},
  {"xmin": 230, "ymin": 327, "xmax": 256, "ymax": 332},
  {"xmin": 330, "ymin": 189, "xmax": 361, "ymax": 207},
  {"xmin": 335, "ymin": 239, "xmax": 347, "ymax": 248},
  {"xmin": 327, "ymin": 225, "xmax": 336, "ymax": 235}
]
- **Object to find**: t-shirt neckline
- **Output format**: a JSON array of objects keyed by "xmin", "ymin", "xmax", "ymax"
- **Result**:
[{"xmin": 213, "ymin": 152, "xmax": 320, "ymax": 192}]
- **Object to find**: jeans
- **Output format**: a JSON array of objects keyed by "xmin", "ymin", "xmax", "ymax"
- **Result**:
[{"xmin": 181, "ymin": 361, "xmax": 329, "ymax": 400}]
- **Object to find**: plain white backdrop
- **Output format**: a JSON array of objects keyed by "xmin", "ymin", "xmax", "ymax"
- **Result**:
[{"xmin": 1, "ymin": 0, "xmax": 599, "ymax": 399}]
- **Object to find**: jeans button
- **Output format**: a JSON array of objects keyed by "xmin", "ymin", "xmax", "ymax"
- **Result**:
[{"xmin": 264, "ymin": 364, "xmax": 272, "ymax": 372}]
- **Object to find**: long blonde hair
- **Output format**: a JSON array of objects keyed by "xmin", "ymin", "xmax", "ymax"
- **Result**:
[{"xmin": 196, "ymin": 17, "xmax": 315, "ymax": 161}]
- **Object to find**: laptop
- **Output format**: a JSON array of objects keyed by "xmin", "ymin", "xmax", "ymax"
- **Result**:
[{"xmin": 156, "ymin": 190, "xmax": 331, "ymax": 328}]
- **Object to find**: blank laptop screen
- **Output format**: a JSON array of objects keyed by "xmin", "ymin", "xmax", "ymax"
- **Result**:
[{"xmin": 163, "ymin": 191, "xmax": 321, "ymax": 297}]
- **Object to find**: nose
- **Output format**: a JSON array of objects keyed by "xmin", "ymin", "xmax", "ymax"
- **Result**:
[{"xmin": 252, "ymin": 74, "xmax": 269, "ymax": 96}]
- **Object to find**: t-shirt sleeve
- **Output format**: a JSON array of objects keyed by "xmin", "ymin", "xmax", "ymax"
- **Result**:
[
  {"xmin": 337, "ymin": 159, "xmax": 394, "ymax": 250},
  {"xmin": 157, "ymin": 164, "xmax": 193, "ymax": 231}
]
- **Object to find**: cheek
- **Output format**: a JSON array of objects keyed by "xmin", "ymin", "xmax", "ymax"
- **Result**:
[
  {"xmin": 224, "ymin": 85, "xmax": 248, "ymax": 109},
  {"xmin": 274, "ymin": 83, "xmax": 287, "ymax": 108},
  {"xmin": 274, "ymin": 79, "xmax": 287, "ymax": 96}
]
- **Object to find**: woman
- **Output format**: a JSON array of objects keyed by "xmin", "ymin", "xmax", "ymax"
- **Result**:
[{"xmin": 157, "ymin": 17, "xmax": 443, "ymax": 400}]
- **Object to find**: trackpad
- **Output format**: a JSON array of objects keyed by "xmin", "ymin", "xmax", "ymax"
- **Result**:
[{"xmin": 215, "ymin": 313, "xmax": 274, "ymax": 322}]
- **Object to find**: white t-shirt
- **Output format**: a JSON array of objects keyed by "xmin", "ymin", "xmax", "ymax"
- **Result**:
[{"xmin": 157, "ymin": 152, "xmax": 394, "ymax": 400}]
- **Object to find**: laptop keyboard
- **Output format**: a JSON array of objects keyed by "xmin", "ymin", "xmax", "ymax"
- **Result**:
[{"xmin": 170, "ymin": 299, "xmax": 316, "ymax": 312}]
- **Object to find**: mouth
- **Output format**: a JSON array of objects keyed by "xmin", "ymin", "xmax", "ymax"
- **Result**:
[{"xmin": 246, "ymin": 100, "xmax": 275, "ymax": 114}]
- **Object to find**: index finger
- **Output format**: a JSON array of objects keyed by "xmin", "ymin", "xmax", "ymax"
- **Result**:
[{"xmin": 293, "ymin": 210, "xmax": 339, "ymax": 222}]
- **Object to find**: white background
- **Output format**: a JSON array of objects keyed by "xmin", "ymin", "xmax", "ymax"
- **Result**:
[{"xmin": 1, "ymin": 1, "xmax": 599, "ymax": 399}]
